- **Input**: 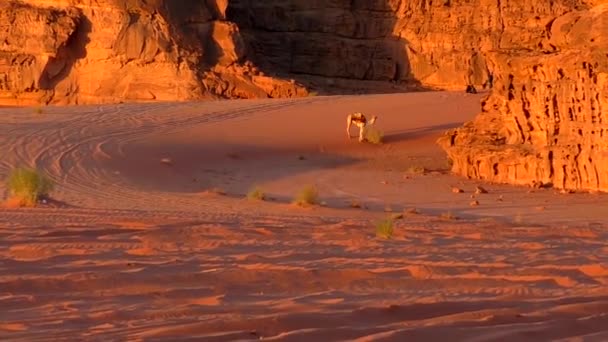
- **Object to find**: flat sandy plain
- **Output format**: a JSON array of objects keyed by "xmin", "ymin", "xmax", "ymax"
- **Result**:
[{"xmin": 1, "ymin": 92, "xmax": 607, "ymax": 341}]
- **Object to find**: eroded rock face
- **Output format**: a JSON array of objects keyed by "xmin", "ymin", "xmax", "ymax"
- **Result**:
[
  {"xmin": 225, "ymin": 0, "xmax": 587, "ymax": 92},
  {"xmin": 0, "ymin": 0, "xmax": 308, "ymax": 105},
  {"xmin": 2, "ymin": 0, "xmax": 592, "ymax": 104},
  {"xmin": 439, "ymin": 4, "xmax": 608, "ymax": 192}
]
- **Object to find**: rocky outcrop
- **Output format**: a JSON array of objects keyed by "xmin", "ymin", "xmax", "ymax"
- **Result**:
[
  {"xmin": 0, "ymin": 0, "xmax": 308, "ymax": 105},
  {"xmin": 225, "ymin": 0, "xmax": 587, "ymax": 92},
  {"xmin": 439, "ymin": 4, "xmax": 608, "ymax": 192},
  {"xmin": 2, "ymin": 0, "xmax": 592, "ymax": 104}
]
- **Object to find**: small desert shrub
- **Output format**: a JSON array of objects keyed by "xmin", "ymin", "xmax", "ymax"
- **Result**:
[
  {"xmin": 349, "ymin": 199, "xmax": 362, "ymax": 208},
  {"xmin": 375, "ymin": 218, "xmax": 394, "ymax": 239},
  {"xmin": 406, "ymin": 165, "xmax": 427, "ymax": 175},
  {"xmin": 7, "ymin": 167, "xmax": 54, "ymax": 207},
  {"xmin": 294, "ymin": 185, "xmax": 319, "ymax": 206},
  {"xmin": 513, "ymin": 213, "xmax": 524, "ymax": 225},
  {"xmin": 207, "ymin": 187, "xmax": 226, "ymax": 195},
  {"xmin": 308, "ymin": 91, "xmax": 319, "ymax": 97},
  {"xmin": 440, "ymin": 211, "xmax": 458, "ymax": 220},
  {"xmin": 34, "ymin": 107, "xmax": 44, "ymax": 115},
  {"xmin": 365, "ymin": 126, "xmax": 384, "ymax": 145},
  {"xmin": 247, "ymin": 186, "xmax": 266, "ymax": 201}
]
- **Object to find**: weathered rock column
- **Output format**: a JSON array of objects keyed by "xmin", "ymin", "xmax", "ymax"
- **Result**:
[{"xmin": 439, "ymin": 5, "xmax": 608, "ymax": 192}]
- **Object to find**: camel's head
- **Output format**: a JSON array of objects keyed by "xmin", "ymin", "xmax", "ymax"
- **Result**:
[{"xmin": 369, "ymin": 115, "xmax": 378, "ymax": 125}]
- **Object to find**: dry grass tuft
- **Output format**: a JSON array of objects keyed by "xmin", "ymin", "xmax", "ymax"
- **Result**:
[
  {"xmin": 6, "ymin": 167, "xmax": 54, "ymax": 207},
  {"xmin": 294, "ymin": 185, "xmax": 319, "ymax": 206},
  {"xmin": 365, "ymin": 126, "xmax": 384, "ymax": 145},
  {"xmin": 406, "ymin": 165, "xmax": 427, "ymax": 175},
  {"xmin": 375, "ymin": 218, "xmax": 394, "ymax": 239},
  {"xmin": 247, "ymin": 187, "xmax": 266, "ymax": 201},
  {"xmin": 440, "ymin": 211, "xmax": 458, "ymax": 220}
]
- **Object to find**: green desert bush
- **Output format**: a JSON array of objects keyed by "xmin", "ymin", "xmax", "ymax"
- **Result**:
[
  {"xmin": 294, "ymin": 185, "xmax": 319, "ymax": 206},
  {"xmin": 247, "ymin": 186, "xmax": 266, "ymax": 201},
  {"xmin": 7, "ymin": 167, "xmax": 54, "ymax": 207},
  {"xmin": 375, "ymin": 218, "xmax": 394, "ymax": 239},
  {"xmin": 365, "ymin": 126, "xmax": 384, "ymax": 144}
]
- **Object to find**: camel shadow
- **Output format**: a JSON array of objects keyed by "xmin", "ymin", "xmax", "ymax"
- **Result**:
[{"xmin": 383, "ymin": 122, "xmax": 464, "ymax": 144}]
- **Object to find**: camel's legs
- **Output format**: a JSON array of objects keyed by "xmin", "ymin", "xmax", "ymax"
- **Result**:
[
  {"xmin": 358, "ymin": 125, "xmax": 365, "ymax": 142},
  {"xmin": 346, "ymin": 115, "xmax": 353, "ymax": 139}
]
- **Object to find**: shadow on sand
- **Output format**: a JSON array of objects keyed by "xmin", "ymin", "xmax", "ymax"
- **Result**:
[
  {"xmin": 383, "ymin": 122, "xmax": 464, "ymax": 144},
  {"xmin": 110, "ymin": 141, "xmax": 362, "ymax": 195}
]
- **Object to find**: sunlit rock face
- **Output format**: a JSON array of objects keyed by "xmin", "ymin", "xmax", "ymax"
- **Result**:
[
  {"xmin": 0, "ymin": 0, "xmax": 307, "ymax": 105},
  {"xmin": 439, "ymin": 3, "xmax": 608, "ymax": 192},
  {"xmin": 0, "ymin": 0, "xmax": 585, "ymax": 104}
]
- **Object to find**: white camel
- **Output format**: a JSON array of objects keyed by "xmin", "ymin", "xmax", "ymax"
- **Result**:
[{"xmin": 346, "ymin": 112, "xmax": 378, "ymax": 142}]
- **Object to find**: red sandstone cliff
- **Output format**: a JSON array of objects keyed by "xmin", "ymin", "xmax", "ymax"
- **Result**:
[
  {"xmin": 0, "ymin": 0, "xmax": 308, "ymax": 105},
  {"xmin": 3, "ymin": 0, "xmax": 586, "ymax": 105},
  {"xmin": 439, "ymin": 3, "xmax": 608, "ymax": 192}
]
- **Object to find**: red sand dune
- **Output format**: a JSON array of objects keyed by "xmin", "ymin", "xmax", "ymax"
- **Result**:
[{"xmin": 1, "ymin": 92, "xmax": 607, "ymax": 340}]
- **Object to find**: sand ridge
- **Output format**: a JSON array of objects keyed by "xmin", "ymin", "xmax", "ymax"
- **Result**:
[{"xmin": 1, "ymin": 92, "xmax": 608, "ymax": 340}]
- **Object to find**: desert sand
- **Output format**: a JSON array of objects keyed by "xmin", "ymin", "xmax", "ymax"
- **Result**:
[{"xmin": 1, "ymin": 92, "xmax": 608, "ymax": 341}]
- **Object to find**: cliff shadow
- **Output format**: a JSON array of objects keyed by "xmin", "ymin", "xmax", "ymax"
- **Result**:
[
  {"xmin": 109, "ymin": 141, "xmax": 362, "ymax": 196},
  {"xmin": 383, "ymin": 122, "xmax": 465, "ymax": 144},
  {"xmin": 38, "ymin": 14, "xmax": 91, "ymax": 99},
  {"xmin": 224, "ymin": 2, "xmax": 430, "ymax": 96}
]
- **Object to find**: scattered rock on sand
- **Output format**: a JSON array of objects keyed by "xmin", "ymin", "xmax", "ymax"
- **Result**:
[
  {"xmin": 349, "ymin": 200, "xmax": 362, "ymax": 209},
  {"xmin": 391, "ymin": 213, "xmax": 404, "ymax": 220},
  {"xmin": 160, "ymin": 157, "xmax": 173, "ymax": 165},
  {"xmin": 452, "ymin": 187, "xmax": 464, "ymax": 193},
  {"xmin": 470, "ymin": 200, "xmax": 480, "ymax": 207},
  {"xmin": 475, "ymin": 186, "xmax": 488, "ymax": 194},
  {"xmin": 405, "ymin": 208, "xmax": 420, "ymax": 215}
]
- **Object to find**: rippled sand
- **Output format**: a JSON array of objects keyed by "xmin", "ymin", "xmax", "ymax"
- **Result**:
[{"xmin": 1, "ymin": 92, "xmax": 607, "ymax": 341}]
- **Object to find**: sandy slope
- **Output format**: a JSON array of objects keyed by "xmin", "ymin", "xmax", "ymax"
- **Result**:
[{"xmin": 1, "ymin": 92, "xmax": 607, "ymax": 341}]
